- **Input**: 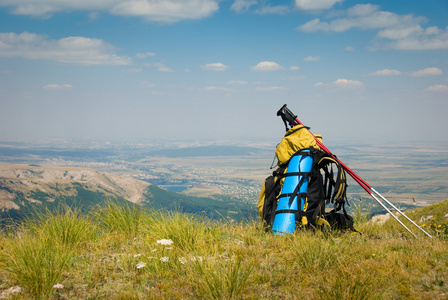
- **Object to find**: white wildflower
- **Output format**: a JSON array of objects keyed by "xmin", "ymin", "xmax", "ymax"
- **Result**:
[
  {"xmin": 1, "ymin": 286, "xmax": 22, "ymax": 297},
  {"xmin": 52, "ymin": 283, "xmax": 64, "ymax": 289},
  {"xmin": 160, "ymin": 256, "xmax": 169, "ymax": 263},
  {"xmin": 157, "ymin": 239, "xmax": 174, "ymax": 245},
  {"xmin": 191, "ymin": 256, "xmax": 203, "ymax": 262},
  {"xmin": 136, "ymin": 262, "xmax": 146, "ymax": 269},
  {"xmin": 134, "ymin": 254, "xmax": 142, "ymax": 257},
  {"xmin": 151, "ymin": 249, "xmax": 157, "ymax": 252},
  {"xmin": 165, "ymin": 247, "xmax": 173, "ymax": 250},
  {"xmin": 148, "ymin": 256, "xmax": 157, "ymax": 259},
  {"xmin": 178, "ymin": 257, "xmax": 187, "ymax": 264}
]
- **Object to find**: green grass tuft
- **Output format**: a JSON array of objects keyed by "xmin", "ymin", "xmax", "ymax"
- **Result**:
[{"xmin": 0, "ymin": 200, "xmax": 447, "ymax": 299}]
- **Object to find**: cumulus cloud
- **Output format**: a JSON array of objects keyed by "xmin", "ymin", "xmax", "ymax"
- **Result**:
[
  {"xmin": 42, "ymin": 84, "xmax": 73, "ymax": 90},
  {"xmin": 0, "ymin": 0, "xmax": 219, "ymax": 23},
  {"xmin": 295, "ymin": 0, "xmax": 343, "ymax": 10},
  {"xmin": 315, "ymin": 78, "xmax": 364, "ymax": 88},
  {"xmin": 250, "ymin": 61, "xmax": 284, "ymax": 71},
  {"xmin": 297, "ymin": 4, "xmax": 422, "ymax": 33},
  {"xmin": 425, "ymin": 84, "xmax": 448, "ymax": 92},
  {"xmin": 110, "ymin": 0, "xmax": 219, "ymax": 23},
  {"xmin": 296, "ymin": 3, "xmax": 448, "ymax": 50},
  {"xmin": 0, "ymin": 32, "xmax": 132, "ymax": 65},
  {"xmin": 304, "ymin": 56, "xmax": 320, "ymax": 61},
  {"xmin": 256, "ymin": 4, "xmax": 289, "ymax": 15},
  {"xmin": 153, "ymin": 62, "xmax": 174, "ymax": 72},
  {"xmin": 231, "ymin": 0, "xmax": 289, "ymax": 15},
  {"xmin": 332, "ymin": 78, "xmax": 363, "ymax": 88},
  {"xmin": 256, "ymin": 86, "xmax": 285, "ymax": 91},
  {"xmin": 369, "ymin": 69, "xmax": 402, "ymax": 76},
  {"xmin": 201, "ymin": 63, "xmax": 229, "ymax": 71},
  {"xmin": 204, "ymin": 86, "xmax": 233, "ymax": 92},
  {"xmin": 228, "ymin": 80, "xmax": 247, "ymax": 85},
  {"xmin": 289, "ymin": 66, "xmax": 300, "ymax": 71},
  {"xmin": 231, "ymin": 0, "xmax": 257, "ymax": 13},
  {"xmin": 375, "ymin": 26, "xmax": 448, "ymax": 50},
  {"xmin": 136, "ymin": 52, "xmax": 156, "ymax": 59},
  {"xmin": 409, "ymin": 67, "xmax": 443, "ymax": 77}
]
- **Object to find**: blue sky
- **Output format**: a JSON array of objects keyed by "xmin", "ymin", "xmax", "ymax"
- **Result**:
[{"xmin": 0, "ymin": 0, "xmax": 447, "ymax": 144}]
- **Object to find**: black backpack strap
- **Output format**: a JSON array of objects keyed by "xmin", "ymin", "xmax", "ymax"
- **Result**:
[{"xmin": 262, "ymin": 175, "xmax": 276, "ymax": 227}]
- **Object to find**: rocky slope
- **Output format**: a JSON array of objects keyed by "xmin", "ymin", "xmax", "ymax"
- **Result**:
[{"xmin": 0, "ymin": 163, "xmax": 150, "ymax": 212}]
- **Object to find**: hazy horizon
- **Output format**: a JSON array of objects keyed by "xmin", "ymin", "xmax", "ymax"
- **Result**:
[{"xmin": 1, "ymin": 1, "xmax": 447, "ymax": 144}]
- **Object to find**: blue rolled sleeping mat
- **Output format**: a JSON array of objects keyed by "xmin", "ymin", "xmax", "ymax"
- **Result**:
[{"xmin": 272, "ymin": 150, "xmax": 313, "ymax": 235}]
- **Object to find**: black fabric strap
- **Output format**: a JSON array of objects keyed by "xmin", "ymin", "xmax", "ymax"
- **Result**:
[
  {"xmin": 282, "ymin": 171, "xmax": 311, "ymax": 177},
  {"xmin": 278, "ymin": 192, "xmax": 307, "ymax": 199},
  {"xmin": 287, "ymin": 176, "xmax": 305, "ymax": 206},
  {"xmin": 275, "ymin": 209, "xmax": 298, "ymax": 214}
]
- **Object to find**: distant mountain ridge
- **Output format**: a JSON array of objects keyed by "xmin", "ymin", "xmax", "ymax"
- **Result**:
[
  {"xmin": 0, "ymin": 163, "xmax": 254, "ymax": 222},
  {"xmin": 141, "ymin": 145, "xmax": 270, "ymax": 158}
]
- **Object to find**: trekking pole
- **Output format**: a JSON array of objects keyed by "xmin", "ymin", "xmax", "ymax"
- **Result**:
[{"xmin": 277, "ymin": 104, "xmax": 432, "ymax": 238}]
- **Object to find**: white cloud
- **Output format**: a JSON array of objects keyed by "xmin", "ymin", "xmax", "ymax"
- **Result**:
[
  {"xmin": 295, "ymin": 0, "xmax": 343, "ymax": 10},
  {"xmin": 43, "ymin": 84, "xmax": 73, "ymax": 90},
  {"xmin": 296, "ymin": 4, "xmax": 448, "ymax": 51},
  {"xmin": 289, "ymin": 66, "xmax": 300, "ymax": 71},
  {"xmin": 88, "ymin": 12, "xmax": 99, "ymax": 22},
  {"xmin": 0, "ymin": 32, "xmax": 132, "ymax": 65},
  {"xmin": 231, "ymin": 0, "xmax": 257, "ymax": 13},
  {"xmin": 110, "ymin": 0, "xmax": 219, "ymax": 23},
  {"xmin": 425, "ymin": 84, "xmax": 448, "ymax": 92},
  {"xmin": 250, "ymin": 61, "xmax": 284, "ymax": 71},
  {"xmin": 315, "ymin": 79, "xmax": 363, "ymax": 88},
  {"xmin": 410, "ymin": 67, "xmax": 442, "ymax": 77},
  {"xmin": 256, "ymin": 5, "xmax": 289, "ymax": 15},
  {"xmin": 297, "ymin": 4, "xmax": 420, "ymax": 33},
  {"xmin": 256, "ymin": 86, "xmax": 285, "ymax": 91},
  {"xmin": 136, "ymin": 52, "xmax": 156, "ymax": 59},
  {"xmin": 332, "ymin": 78, "xmax": 363, "ymax": 88},
  {"xmin": 231, "ymin": 1, "xmax": 289, "ymax": 15},
  {"xmin": 304, "ymin": 56, "xmax": 320, "ymax": 62},
  {"xmin": 204, "ymin": 86, "xmax": 233, "ymax": 91},
  {"xmin": 345, "ymin": 46, "xmax": 355, "ymax": 51},
  {"xmin": 376, "ymin": 26, "xmax": 448, "ymax": 50},
  {"xmin": 0, "ymin": 0, "xmax": 219, "ymax": 23},
  {"xmin": 153, "ymin": 62, "xmax": 174, "ymax": 72},
  {"xmin": 201, "ymin": 63, "xmax": 229, "ymax": 71},
  {"xmin": 369, "ymin": 69, "xmax": 402, "ymax": 76},
  {"xmin": 298, "ymin": 18, "xmax": 330, "ymax": 32}
]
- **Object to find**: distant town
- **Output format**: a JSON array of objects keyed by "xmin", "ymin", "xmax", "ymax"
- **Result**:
[{"xmin": 1, "ymin": 139, "xmax": 447, "ymax": 210}]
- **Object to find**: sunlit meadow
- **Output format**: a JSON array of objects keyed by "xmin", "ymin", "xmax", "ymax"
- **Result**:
[{"xmin": 0, "ymin": 200, "xmax": 447, "ymax": 299}]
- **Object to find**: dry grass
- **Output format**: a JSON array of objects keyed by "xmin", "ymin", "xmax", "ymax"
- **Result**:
[{"xmin": 0, "ymin": 200, "xmax": 447, "ymax": 299}]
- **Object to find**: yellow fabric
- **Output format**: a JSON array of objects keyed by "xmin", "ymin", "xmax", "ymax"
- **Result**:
[
  {"xmin": 275, "ymin": 125, "xmax": 320, "ymax": 165},
  {"xmin": 316, "ymin": 217, "xmax": 330, "ymax": 227},
  {"xmin": 258, "ymin": 179, "xmax": 267, "ymax": 218}
]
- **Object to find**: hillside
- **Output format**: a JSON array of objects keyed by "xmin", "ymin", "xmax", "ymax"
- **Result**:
[
  {"xmin": 0, "ymin": 200, "xmax": 446, "ymax": 299},
  {"xmin": 0, "ymin": 163, "xmax": 254, "ymax": 222},
  {"xmin": 0, "ymin": 163, "xmax": 148, "ymax": 216}
]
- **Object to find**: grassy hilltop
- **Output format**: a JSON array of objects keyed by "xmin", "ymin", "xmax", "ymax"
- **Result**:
[{"xmin": 0, "ymin": 200, "xmax": 447, "ymax": 299}]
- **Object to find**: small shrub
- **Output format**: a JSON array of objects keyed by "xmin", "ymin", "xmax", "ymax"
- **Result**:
[
  {"xmin": 25, "ymin": 205, "xmax": 97, "ymax": 249},
  {"xmin": 148, "ymin": 210, "xmax": 219, "ymax": 251},
  {"xmin": 190, "ymin": 254, "xmax": 254, "ymax": 299},
  {"xmin": 1, "ymin": 232, "xmax": 73, "ymax": 297},
  {"xmin": 94, "ymin": 200, "xmax": 147, "ymax": 238}
]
